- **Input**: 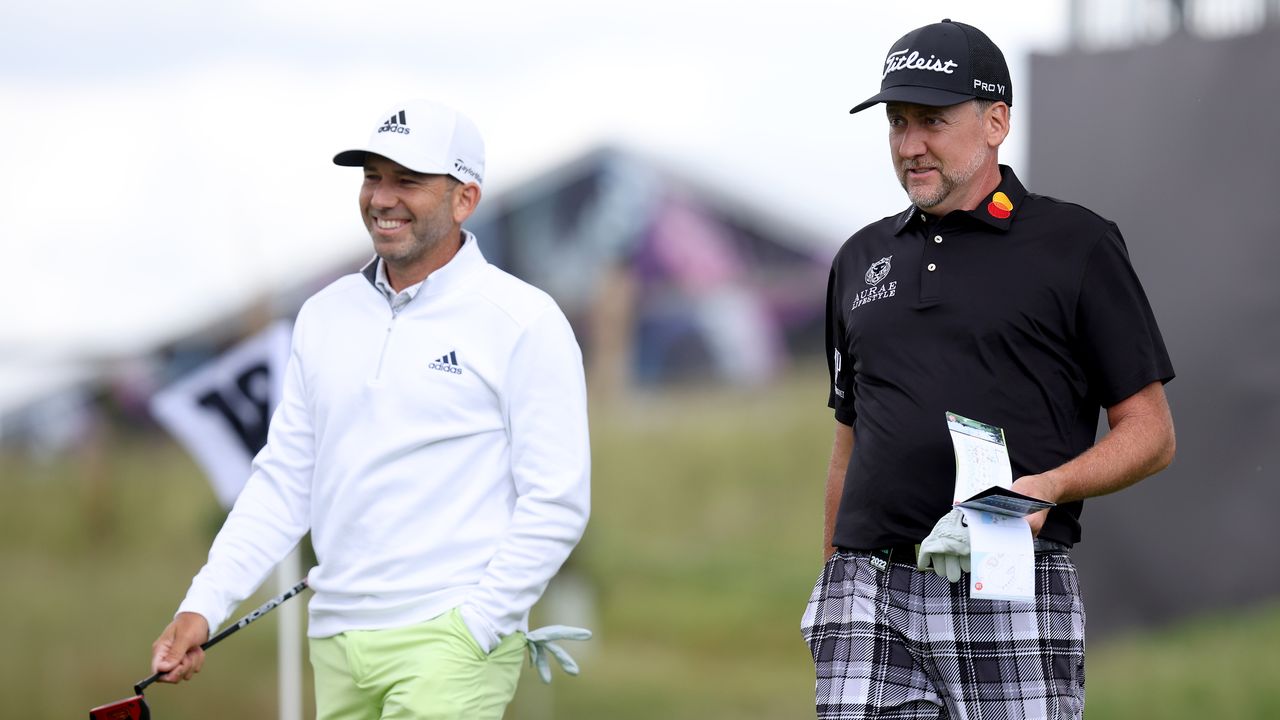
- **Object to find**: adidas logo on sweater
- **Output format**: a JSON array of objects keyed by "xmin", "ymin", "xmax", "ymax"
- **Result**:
[
  {"xmin": 378, "ymin": 110, "xmax": 410, "ymax": 135},
  {"xmin": 429, "ymin": 350, "xmax": 462, "ymax": 375}
]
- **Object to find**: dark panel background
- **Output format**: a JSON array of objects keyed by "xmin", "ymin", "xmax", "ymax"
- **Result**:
[{"xmin": 1028, "ymin": 27, "xmax": 1280, "ymax": 632}]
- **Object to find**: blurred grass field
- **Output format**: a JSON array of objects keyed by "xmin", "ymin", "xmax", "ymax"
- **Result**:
[{"xmin": 2, "ymin": 367, "xmax": 1278, "ymax": 718}]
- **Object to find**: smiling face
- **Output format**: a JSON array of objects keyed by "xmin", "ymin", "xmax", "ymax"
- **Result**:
[
  {"xmin": 358, "ymin": 155, "xmax": 479, "ymax": 290},
  {"xmin": 886, "ymin": 100, "xmax": 1008, "ymax": 217}
]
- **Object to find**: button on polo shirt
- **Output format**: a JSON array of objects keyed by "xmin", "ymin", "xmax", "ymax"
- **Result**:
[{"xmin": 824, "ymin": 165, "xmax": 1173, "ymax": 550}]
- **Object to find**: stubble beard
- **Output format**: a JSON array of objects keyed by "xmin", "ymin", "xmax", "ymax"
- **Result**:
[
  {"xmin": 899, "ymin": 143, "xmax": 989, "ymax": 210},
  {"xmin": 370, "ymin": 204, "xmax": 454, "ymax": 272}
]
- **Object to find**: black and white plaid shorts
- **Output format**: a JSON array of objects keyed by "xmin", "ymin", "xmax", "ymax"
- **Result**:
[{"xmin": 800, "ymin": 550, "xmax": 1085, "ymax": 719}]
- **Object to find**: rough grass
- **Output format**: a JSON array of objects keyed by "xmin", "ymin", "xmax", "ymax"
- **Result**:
[
  {"xmin": 2, "ymin": 368, "xmax": 1277, "ymax": 718},
  {"xmin": 1083, "ymin": 601, "xmax": 1280, "ymax": 719}
]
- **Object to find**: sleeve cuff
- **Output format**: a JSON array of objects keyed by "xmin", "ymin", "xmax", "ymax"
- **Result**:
[{"xmin": 176, "ymin": 596, "xmax": 224, "ymax": 636}]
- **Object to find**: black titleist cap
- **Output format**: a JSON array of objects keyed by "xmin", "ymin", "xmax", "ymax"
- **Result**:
[{"xmin": 850, "ymin": 19, "xmax": 1012, "ymax": 114}]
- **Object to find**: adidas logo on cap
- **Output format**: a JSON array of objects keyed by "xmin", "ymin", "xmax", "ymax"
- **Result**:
[
  {"xmin": 378, "ymin": 110, "xmax": 410, "ymax": 135},
  {"xmin": 334, "ymin": 99, "xmax": 486, "ymax": 188}
]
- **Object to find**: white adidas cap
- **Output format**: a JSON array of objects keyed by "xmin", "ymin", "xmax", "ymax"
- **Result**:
[{"xmin": 333, "ymin": 99, "xmax": 486, "ymax": 187}]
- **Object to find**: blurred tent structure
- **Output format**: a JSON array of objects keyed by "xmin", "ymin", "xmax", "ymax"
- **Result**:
[
  {"xmin": 469, "ymin": 146, "xmax": 829, "ymax": 392},
  {"xmin": 1, "ymin": 145, "xmax": 829, "ymax": 445},
  {"xmin": 1030, "ymin": 0, "xmax": 1280, "ymax": 631}
]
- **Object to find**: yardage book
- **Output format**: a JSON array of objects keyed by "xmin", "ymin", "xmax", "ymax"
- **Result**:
[
  {"xmin": 957, "ymin": 485, "xmax": 1056, "ymax": 517},
  {"xmin": 946, "ymin": 412, "xmax": 1055, "ymax": 602}
]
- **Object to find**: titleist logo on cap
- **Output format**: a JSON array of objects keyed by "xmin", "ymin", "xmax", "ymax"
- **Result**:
[{"xmin": 882, "ymin": 49, "xmax": 959, "ymax": 80}]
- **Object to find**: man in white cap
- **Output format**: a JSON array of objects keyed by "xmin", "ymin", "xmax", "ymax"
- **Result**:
[
  {"xmin": 150, "ymin": 100, "xmax": 591, "ymax": 719},
  {"xmin": 801, "ymin": 19, "xmax": 1175, "ymax": 720}
]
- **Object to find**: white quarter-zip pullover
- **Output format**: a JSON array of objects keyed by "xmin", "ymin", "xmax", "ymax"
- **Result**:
[{"xmin": 177, "ymin": 233, "xmax": 590, "ymax": 651}]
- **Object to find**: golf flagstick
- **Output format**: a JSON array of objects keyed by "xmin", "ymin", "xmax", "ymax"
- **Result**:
[{"xmin": 90, "ymin": 579, "xmax": 308, "ymax": 720}]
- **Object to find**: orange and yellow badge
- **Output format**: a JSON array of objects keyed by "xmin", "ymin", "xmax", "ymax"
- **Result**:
[{"xmin": 987, "ymin": 191, "xmax": 1013, "ymax": 219}]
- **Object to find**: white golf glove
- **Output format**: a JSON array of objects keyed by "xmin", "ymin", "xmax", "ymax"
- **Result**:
[
  {"xmin": 525, "ymin": 625, "xmax": 592, "ymax": 684},
  {"xmin": 917, "ymin": 507, "xmax": 971, "ymax": 582}
]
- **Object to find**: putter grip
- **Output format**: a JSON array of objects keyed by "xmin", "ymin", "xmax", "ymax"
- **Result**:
[{"xmin": 135, "ymin": 579, "xmax": 308, "ymax": 695}]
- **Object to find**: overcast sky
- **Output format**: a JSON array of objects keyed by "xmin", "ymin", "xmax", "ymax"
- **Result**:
[{"xmin": 0, "ymin": 1, "xmax": 1070, "ymax": 410}]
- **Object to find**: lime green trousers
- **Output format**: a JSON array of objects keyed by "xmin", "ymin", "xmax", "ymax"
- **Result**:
[{"xmin": 310, "ymin": 609, "xmax": 525, "ymax": 720}]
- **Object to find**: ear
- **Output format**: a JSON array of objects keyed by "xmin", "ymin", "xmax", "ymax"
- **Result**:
[
  {"xmin": 984, "ymin": 102, "xmax": 1010, "ymax": 149},
  {"xmin": 451, "ymin": 183, "xmax": 482, "ymax": 224}
]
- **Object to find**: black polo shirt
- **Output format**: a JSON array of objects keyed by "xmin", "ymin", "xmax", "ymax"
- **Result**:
[{"xmin": 825, "ymin": 166, "xmax": 1174, "ymax": 549}]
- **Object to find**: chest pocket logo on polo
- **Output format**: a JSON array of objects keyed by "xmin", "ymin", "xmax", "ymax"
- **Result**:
[
  {"xmin": 852, "ymin": 256, "xmax": 898, "ymax": 312},
  {"xmin": 429, "ymin": 350, "xmax": 464, "ymax": 375},
  {"xmin": 864, "ymin": 256, "xmax": 893, "ymax": 285},
  {"xmin": 408, "ymin": 346, "xmax": 501, "ymax": 438}
]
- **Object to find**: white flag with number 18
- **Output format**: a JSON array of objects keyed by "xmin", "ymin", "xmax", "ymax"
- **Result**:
[{"xmin": 149, "ymin": 321, "xmax": 292, "ymax": 508}]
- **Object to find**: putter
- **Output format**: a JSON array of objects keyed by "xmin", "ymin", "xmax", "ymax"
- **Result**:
[{"xmin": 89, "ymin": 579, "xmax": 308, "ymax": 720}]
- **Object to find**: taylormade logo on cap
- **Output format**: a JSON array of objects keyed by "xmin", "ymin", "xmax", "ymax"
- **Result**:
[
  {"xmin": 453, "ymin": 158, "xmax": 482, "ymax": 184},
  {"xmin": 333, "ymin": 99, "xmax": 486, "ymax": 187}
]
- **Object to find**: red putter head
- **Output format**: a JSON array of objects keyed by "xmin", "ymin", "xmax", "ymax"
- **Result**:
[{"xmin": 88, "ymin": 694, "xmax": 150, "ymax": 720}]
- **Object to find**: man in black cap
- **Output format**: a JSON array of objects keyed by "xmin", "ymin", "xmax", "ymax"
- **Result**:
[{"xmin": 800, "ymin": 19, "xmax": 1176, "ymax": 719}]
